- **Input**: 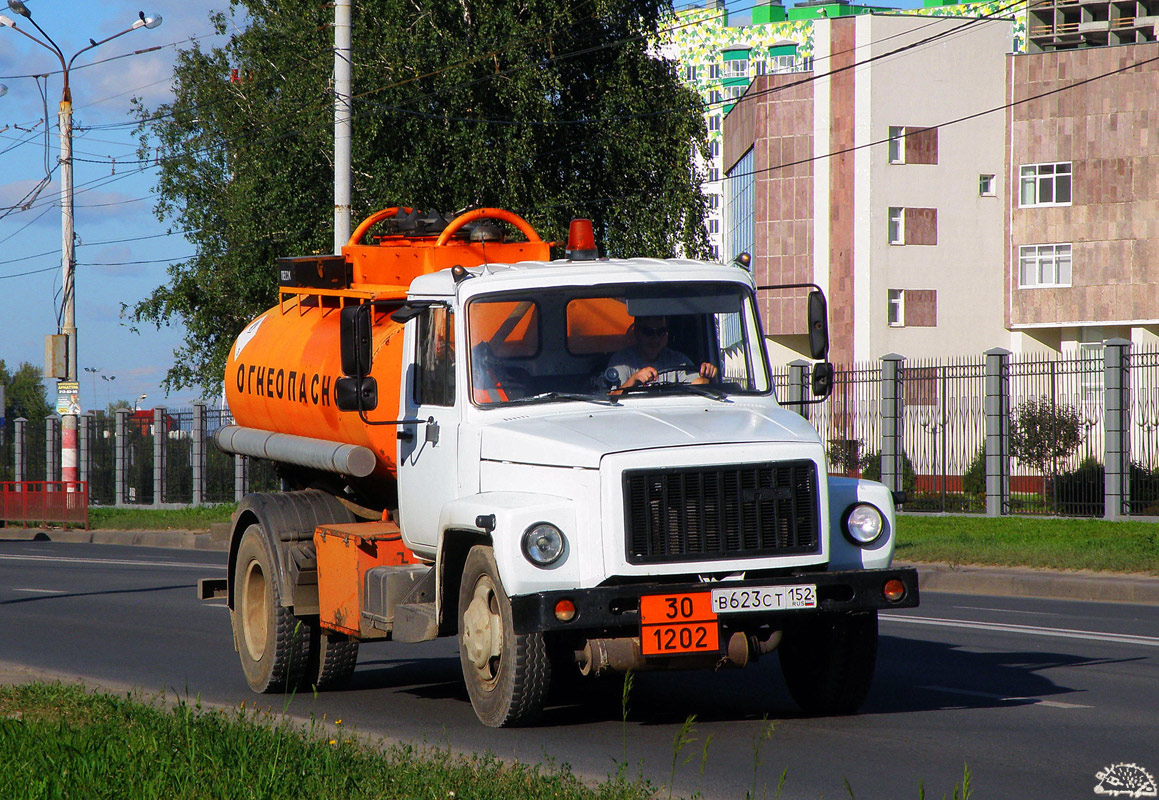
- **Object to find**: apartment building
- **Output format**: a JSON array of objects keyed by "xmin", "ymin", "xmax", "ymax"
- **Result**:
[
  {"xmin": 1006, "ymin": 40, "xmax": 1159, "ymax": 358},
  {"xmin": 722, "ymin": 13, "xmax": 1017, "ymax": 364}
]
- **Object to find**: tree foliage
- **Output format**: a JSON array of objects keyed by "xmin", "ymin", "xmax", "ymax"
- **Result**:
[
  {"xmin": 0, "ymin": 360, "xmax": 51, "ymax": 423},
  {"xmin": 133, "ymin": 0, "xmax": 710, "ymax": 394},
  {"xmin": 1009, "ymin": 397, "xmax": 1084, "ymax": 474}
]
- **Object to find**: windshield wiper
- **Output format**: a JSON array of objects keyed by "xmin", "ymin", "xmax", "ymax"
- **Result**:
[
  {"xmin": 612, "ymin": 383, "xmax": 728, "ymax": 401},
  {"xmin": 501, "ymin": 391, "xmax": 615, "ymax": 407}
]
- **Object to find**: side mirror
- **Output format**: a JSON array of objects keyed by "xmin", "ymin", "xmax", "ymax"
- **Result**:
[
  {"xmin": 811, "ymin": 362, "xmax": 834, "ymax": 398},
  {"xmin": 335, "ymin": 376, "xmax": 378, "ymax": 412},
  {"xmin": 340, "ymin": 304, "xmax": 373, "ymax": 377},
  {"xmin": 807, "ymin": 290, "xmax": 829, "ymax": 361}
]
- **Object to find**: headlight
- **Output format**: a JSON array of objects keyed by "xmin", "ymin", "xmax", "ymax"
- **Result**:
[
  {"xmin": 522, "ymin": 522, "xmax": 566, "ymax": 567},
  {"xmin": 843, "ymin": 503, "xmax": 885, "ymax": 546}
]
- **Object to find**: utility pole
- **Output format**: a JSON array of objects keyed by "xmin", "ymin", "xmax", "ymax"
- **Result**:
[
  {"xmin": 334, "ymin": 0, "xmax": 352, "ymax": 252},
  {"xmin": 0, "ymin": 2, "xmax": 161, "ymax": 485}
]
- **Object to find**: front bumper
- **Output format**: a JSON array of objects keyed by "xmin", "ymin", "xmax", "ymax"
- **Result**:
[{"xmin": 510, "ymin": 566, "xmax": 919, "ymax": 635}]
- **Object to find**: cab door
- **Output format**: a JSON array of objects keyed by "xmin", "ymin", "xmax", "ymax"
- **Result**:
[{"xmin": 397, "ymin": 304, "xmax": 460, "ymax": 551}]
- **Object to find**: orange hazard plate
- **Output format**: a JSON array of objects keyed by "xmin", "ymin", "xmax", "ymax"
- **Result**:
[{"xmin": 640, "ymin": 592, "xmax": 720, "ymax": 656}]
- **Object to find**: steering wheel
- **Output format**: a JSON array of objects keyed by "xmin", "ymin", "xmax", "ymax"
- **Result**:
[{"xmin": 652, "ymin": 363, "xmax": 700, "ymax": 383}]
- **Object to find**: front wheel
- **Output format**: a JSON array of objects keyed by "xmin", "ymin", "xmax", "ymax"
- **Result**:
[
  {"xmin": 232, "ymin": 524, "xmax": 311, "ymax": 693},
  {"xmin": 778, "ymin": 611, "xmax": 878, "ymax": 715},
  {"xmin": 458, "ymin": 546, "xmax": 550, "ymax": 727}
]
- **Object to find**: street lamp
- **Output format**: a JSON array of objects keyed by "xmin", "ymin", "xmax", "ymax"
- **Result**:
[
  {"xmin": 1, "ymin": 3, "xmax": 161, "ymax": 484},
  {"xmin": 134, "ymin": 394, "xmax": 147, "ymax": 412}
]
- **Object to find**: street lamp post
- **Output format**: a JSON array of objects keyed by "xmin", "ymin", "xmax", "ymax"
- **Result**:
[{"xmin": 0, "ymin": 2, "xmax": 161, "ymax": 485}]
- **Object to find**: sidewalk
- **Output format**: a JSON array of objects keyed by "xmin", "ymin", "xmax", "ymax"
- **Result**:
[{"xmin": 3, "ymin": 525, "xmax": 1158, "ymax": 606}]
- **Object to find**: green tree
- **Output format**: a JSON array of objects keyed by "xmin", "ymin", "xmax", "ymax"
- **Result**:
[
  {"xmin": 0, "ymin": 360, "xmax": 51, "ymax": 423},
  {"xmin": 133, "ymin": 0, "xmax": 710, "ymax": 393},
  {"xmin": 1009, "ymin": 397, "xmax": 1084, "ymax": 499}
]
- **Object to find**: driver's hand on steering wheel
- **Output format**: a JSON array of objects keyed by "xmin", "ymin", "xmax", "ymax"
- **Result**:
[
  {"xmin": 625, "ymin": 366, "xmax": 659, "ymax": 387},
  {"xmin": 697, "ymin": 362, "xmax": 719, "ymax": 380}
]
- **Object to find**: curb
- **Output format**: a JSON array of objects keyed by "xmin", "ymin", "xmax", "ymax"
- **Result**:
[
  {"xmin": 0, "ymin": 527, "xmax": 228, "ymax": 552},
  {"xmin": 902, "ymin": 561, "xmax": 1159, "ymax": 606},
  {"xmin": 4, "ymin": 528, "xmax": 1157, "ymax": 606}
]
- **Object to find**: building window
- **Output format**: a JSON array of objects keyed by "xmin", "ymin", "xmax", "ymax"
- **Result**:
[
  {"xmin": 708, "ymin": 218, "xmax": 720, "ymax": 235},
  {"xmin": 888, "ymin": 290, "xmax": 904, "ymax": 327},
  {"xmin": 1018, "ymin": 243, "xmax": 1072, "ymax": 287},
  {"xmin": 887, "ymin": 207, "xmax": 937, "ymax": 246},
  {"xmin": 710, "ymin": 140, "xmax": 720, "ymax": 158},
  {"xmin": 754, "ymin": 59, "xmax": 767, "ymax": 76},
  {"xmin": 708, "ymin": 63, "xmax": 720, "ymax": 80},
  {"xmin": 726, "ymin": 59, "xmax": 748, "ymax": 77},
  {"xmin": 725, "ymin": 84, "xmax": 747, "ymax": 100},
  {"xmin": 707, "ymin": 193, "xmax": 720, "ymax": 210},
  {"xmin": 707, "ymin": 114, "xmax": 721, "ymax": 132},
  {"xmin": 979, "ymin": 174, "xmax": 996, "ymax": 196},
  {"xmin": 888, "ymin": 207, "xmax": 904, "ymax": 244},
  {"xmin": 888, "ymin": 126, "xmax": 904, "ymax": 164},
  {"xmin": 1020, "ymin": 162, "xmax": 1072, "ymax": 207},
  {"xmin": 723, "ymin": 147, "xmax": 755, "ymax": 265},
  {"xmin": 708, "ymin": 89, "xmax": 723, "ymax": 104},
  {"xmin": 887, "ymin": 125, "xmax": 938, "ymax": 165},
  {"xmin": 1078, "ymin": 342, "xmax": 1104, "ymax": 395},
  {"xmin": 684, "ymin": 65, "xmax": 699, "ymax": 83},
  {"xmin": 708, "ymin": 167, "xmax": 720, "ymax": 183}
]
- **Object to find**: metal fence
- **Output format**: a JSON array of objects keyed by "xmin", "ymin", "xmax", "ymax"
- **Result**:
[{"xmin": 6, "ymin": 342, "xmax": 1159, "ymax": 516}]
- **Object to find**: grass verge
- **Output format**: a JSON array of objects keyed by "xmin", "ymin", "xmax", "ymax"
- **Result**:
[
  {"xmin": 0, "ymin": 683, "xmax": 654, "ymax": 800},
  {"xmin": 896, "ymin": 514, "xmax": 1159, "ymax": 575},
  {"xmin": 88, "ymin": 505, "xmax": 235, "ymax": 531}
]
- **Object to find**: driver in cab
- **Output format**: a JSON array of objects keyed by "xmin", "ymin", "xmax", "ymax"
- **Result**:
[{"xmin": 607, "ymin": 315, "xmax": 718, "ymax": 390}]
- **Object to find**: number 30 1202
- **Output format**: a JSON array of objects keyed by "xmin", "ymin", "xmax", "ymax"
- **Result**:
[{"xmin": 639, "ymin": 592, "xmax": 720, "ymax": 656}]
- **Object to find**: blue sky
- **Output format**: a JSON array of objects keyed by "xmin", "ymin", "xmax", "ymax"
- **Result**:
[
  {"xmin": 1, "ymin": 0, "xmax": 927, "ymax": 413},
  {"xmin": 0, "ymin": 0, "xmax": 233, "ymax": 411}
]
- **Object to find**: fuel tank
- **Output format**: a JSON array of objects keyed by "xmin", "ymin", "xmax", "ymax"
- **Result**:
[{"xmin": 225, "ymin": 299, "xmax": 406, "ymax": 477}]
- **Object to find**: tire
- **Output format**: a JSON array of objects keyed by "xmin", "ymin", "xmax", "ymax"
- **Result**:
[
  {"xmin": 308, "ymin": 629, "xmax": 359, "ymax": 691},
  {"xmin": 458, "ymin": 546, "xmax": 550, "ymax": 727},
  {"xmin": 778, "ymin": 611, "xmax": 878, "ymax": 715},
  {"xmin": 232, "ymin": 524, "xmax": 311, "ymax": 693}
]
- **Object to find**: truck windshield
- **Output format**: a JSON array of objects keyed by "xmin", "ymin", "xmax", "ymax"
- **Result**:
[{"xmin": 467, "ymin": 282, "xmax": 771, "ymax": 406}]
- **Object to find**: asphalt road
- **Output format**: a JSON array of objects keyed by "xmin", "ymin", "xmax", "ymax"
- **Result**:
[{"xmin": 1, "ymin": 539, "xmax": 1156, "ymax": 799}]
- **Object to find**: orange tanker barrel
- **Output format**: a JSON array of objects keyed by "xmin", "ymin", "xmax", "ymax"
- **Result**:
[{"xmin": 225, "ymin": 298, "xmax": 407, "ymax": 478}]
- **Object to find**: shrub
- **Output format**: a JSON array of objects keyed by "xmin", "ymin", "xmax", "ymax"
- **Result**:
[
  {"xmin": 859, "ymin": 450, "xmax": 917, "ymax": 495},
  {"xmin": 962, "ymin": 446, "xmax": 986, "ymax": 499}
]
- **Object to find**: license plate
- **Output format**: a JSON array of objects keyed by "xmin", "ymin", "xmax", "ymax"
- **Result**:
[
  {"xmin": 710, "ymin": 584, "xmax": 817, "ymax": 614},
  {"xmin": 639, "ymin": 592, "xmax": 720, "ymax": 656}
]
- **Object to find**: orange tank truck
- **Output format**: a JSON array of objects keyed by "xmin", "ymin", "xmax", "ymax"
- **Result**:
[{"xmin": 222, "ymin": 207, "xmax": 551, "ymax": 479}]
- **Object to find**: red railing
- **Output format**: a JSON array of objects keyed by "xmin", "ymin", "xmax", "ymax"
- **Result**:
[{"xmin": 0, "ymin": 482, "xmax": 90, "ymax": 529}]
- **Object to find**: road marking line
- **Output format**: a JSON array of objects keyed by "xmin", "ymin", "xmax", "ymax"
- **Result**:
[
  {"xmin": 11, "ymin": 588, "xmax": 66, "ymax": 594},
  {"xmin": 919, "ymin": 684, "xmax": 1092, "ymax": 709},
  {"xmin": 0, "ymin": 554, "xmax": 224, "ymax": 570},
  {"xmin": 881, "ymin": 613, "xmax": 1159, "ymax": 648}
]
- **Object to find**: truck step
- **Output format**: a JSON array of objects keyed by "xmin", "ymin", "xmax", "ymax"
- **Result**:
[{"xmin": 392, "ymin": 601, "xmax": 438, "ymax": 643}]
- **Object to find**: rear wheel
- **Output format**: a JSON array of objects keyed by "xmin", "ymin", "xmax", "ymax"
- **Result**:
[
  {"xmin": 308, "ymin": 629, "xmax": 359, "ymax": 691},
  {"xmin": 778, "ymin": 611, "xmax": 878, "ymax": 715},
  {"xmin": 458, "ymin": 546, "xmax": 550, "ymax": 727},
  {"xmin": 233, "ymin": 524, "xmax": 311, "ymax": 693}
]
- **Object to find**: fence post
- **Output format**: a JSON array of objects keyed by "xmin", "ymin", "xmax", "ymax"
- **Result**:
[
  {"xmin": 154, "ymin": 407, "xmax": 166, "ymax": 507},
  {"xmin": 46, "ymin": 416, "xmax": 61, "ymax": 482},
  {"xmin": 984, "ymin": 347, "xmax": 1011, "ymax": 517},
  {"xmin": 14, "ymin": 417, "xmax": 26, "ymax": 482},
  {"xmin": 235, "ymin": 454, "xmax": 248, "ymax": 503},
  {"xmin": 115, "ymin": 408, "xmax": 129, "ymax": 505},
  {"xmin": 1103, "ymin": 338, "xmax": 1131, "ymax": 520},
  {"xmin": 880, "ymin": 354, "xmax": 905, "ymax": 494},
  {"xmin": 192, "ymin": 403, "xmax": 206, "ymax": 507},
  {"xmin": 79, "ymin": 413, "xmax": 92, "ymax": 490},
  {"xmin": 787, "ymin": 360, "xmax": 810, "ymax": 420}
]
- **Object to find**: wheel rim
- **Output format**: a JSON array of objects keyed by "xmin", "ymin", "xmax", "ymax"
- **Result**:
[
  {"xmin": 462, "ymin": 575, "xmax": 503, "ymax": 688},
  {"xmin": 241, "ymin": 558, "xmax": 268, "ymax": 661}
]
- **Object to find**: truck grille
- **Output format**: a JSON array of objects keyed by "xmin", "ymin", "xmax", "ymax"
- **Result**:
[{"xmin": 623, "ymin": 461, "xmax": 820, "ymax": 564}]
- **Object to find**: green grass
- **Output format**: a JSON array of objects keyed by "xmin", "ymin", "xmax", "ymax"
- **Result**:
[
  {"xmin": 88, "ymin": 505, "xmax": 235, "ymax": 530},
  {"xmin": 896, "ymin": 514, "xmax": 1159, "ymax": 576},
  {"xmin": 0, "ymin": 683, "xmax": 654, "ymax": 800},
  {"xmin": 0, "ymin": 684, "xmax": 977, "ymax": 800}
]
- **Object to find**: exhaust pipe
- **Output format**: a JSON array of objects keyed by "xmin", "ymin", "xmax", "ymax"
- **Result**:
[
  {"xmin": 213, "ymin": 425, "xmax": 377, "ymax": 478},
  {"xmin": 577, "ymin": 630, "xmax": 784, "ymax": 677}
]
